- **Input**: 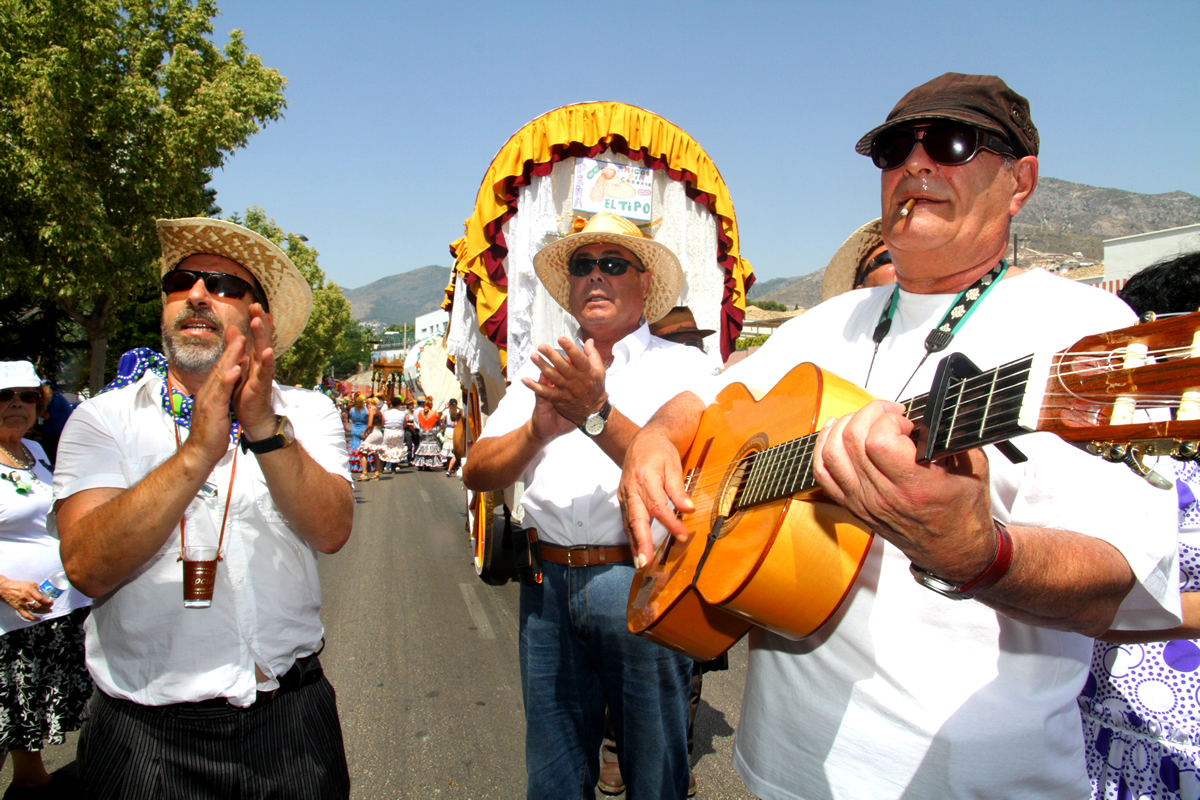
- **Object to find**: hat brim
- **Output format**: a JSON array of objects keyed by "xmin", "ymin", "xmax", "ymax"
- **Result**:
[
  {"xmin": 854, "ymin": 110, "xmax": 1011, "ymax": 157},
  {"xmin": 156, "ymin": 218, "xmax": 314, "ymax": 354},
  {"xmin": 821, "ymin": 218, "xmax": 884, "ymax": 303},
  {"xmin": 532, "ymin": 231, "xmax": 683, "ymax": 324}
]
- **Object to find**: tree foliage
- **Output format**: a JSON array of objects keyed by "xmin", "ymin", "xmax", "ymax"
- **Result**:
[
  {"xmin": 0, "ymin": 0, "xmax": 286, "ymax": 391},
  {"xmin": 233, "ymin": 208, "xmax": 353, "ymax": 388},
  {"xmin": 329, "ymin": 320, "xmax": 373, "ymax": 380}
]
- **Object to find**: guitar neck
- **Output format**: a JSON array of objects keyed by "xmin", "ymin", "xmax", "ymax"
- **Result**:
[{"xmin": 735, "ymin": 356, "xmax": 1039, "ymax": 510}]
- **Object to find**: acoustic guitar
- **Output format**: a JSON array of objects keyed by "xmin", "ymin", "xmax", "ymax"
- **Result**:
[{"xmin": 628, "ymin": 313, "xmax": 1200, "ymax": 661}]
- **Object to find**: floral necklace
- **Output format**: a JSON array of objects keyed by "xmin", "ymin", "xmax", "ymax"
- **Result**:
[{"xmin": 0, "ymin": 441, "xmax": 48, "ymax": 495}]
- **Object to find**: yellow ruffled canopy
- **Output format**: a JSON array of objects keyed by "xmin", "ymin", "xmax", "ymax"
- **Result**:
[{"xmin": 444, "ymin": 101, "xmax": 754, "ymax": 371}]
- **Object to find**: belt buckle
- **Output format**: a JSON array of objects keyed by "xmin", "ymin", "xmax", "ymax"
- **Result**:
[{"xmin": 567, "ymin": 545, "xmax": 591, "ymax": 568}]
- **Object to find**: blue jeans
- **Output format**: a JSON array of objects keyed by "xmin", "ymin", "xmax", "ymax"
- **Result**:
[{"xmin": 520, "ymin": 560, "xmax": 693, "ymax": 799}]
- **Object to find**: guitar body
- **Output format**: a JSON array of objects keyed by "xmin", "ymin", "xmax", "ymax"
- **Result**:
[
  {"xmin": 629, "ymin": 312, "xmax": 1200, "ymax": 660},
  {"xmin": 627, "ymin": 363, "xmax": 877, "ymax": 660}
]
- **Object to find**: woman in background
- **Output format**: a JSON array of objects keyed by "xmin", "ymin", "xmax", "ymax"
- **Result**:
[
  {"xmin": 357, "ymin": 397, "xmax": 385, "ymax": 482},
  {"xmin": 412, "ymin": 398, "xmax": 442, "ymax": 471},
  {"xmin": 0, "ymin": 361, "xmax": 92, "ymax": 796}
]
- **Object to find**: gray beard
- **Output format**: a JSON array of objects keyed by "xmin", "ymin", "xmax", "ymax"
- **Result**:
[{"xmin": 162, "ymin": 308, "xmax": 245, "ymax": 374}]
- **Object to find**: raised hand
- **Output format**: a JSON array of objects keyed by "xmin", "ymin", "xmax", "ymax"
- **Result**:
[
  {"xmin": 528, "ymin": 372, "xmax": 576, "ymax": 441},
  {"xmin": 232, "ymin": 303, "xmax": 278, "ymax": 439},
  {"xmin": 184, "ymin": 325, "xmax": 246, "ymax": 466},
  {"xmin": 521, "ymin": 337, "xmax": 608, "ymax": 426}
]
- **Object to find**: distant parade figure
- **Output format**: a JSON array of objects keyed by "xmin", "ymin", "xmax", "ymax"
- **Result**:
[
  {"xmin": 411, "ymin": 397, "xmax": 442, "ymax": 470},
  {"xmin": 380, "ymin": 396, "xmax": 409, "ymax": 470}
]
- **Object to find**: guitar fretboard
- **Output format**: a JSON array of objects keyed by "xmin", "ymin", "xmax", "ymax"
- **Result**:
[{"xmin": 734, "ymin": 356, "xmax": 1036, "ymax": 510}]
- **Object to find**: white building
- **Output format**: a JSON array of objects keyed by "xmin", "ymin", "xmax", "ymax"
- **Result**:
[
  {"xmin": 416, "ymin": 309, "xmax": 450, "ymax": 342},
  {"xmin": 371, "ymin": 330, "xmax": 410, "ymax": 362},
  {"xmin": 1102, "ymin": 223, "xmax": 1200, "ymax": 290}
]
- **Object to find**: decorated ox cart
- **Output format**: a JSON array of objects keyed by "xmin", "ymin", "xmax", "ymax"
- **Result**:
[{"xmin": 440, "ymin": 101, "xmax": 754, "ymax": 580}]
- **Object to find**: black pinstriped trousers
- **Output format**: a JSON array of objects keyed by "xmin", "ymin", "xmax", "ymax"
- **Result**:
[{"xmin": 75, "ymin": 674, "xmax": 350, "ymax": 799}]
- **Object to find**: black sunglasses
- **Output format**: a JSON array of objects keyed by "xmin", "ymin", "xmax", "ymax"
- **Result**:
[
  {"xmin": 871, "ymin": 122, "xmax": 1016, "ymax": 170},
  {"xmin": 161, "ymin": 269, "xmax": 269, "ymax": 310},
  {"xmin": 568, "ymin": 257, "xmax": 645, "ymax": 278},
  {"xmin": 854, "ymin": 250, "xmax": 893, "ymax": 289},
  {"xmin": 0, "ymin": 389, "xmax": 41, "ymax": 404}
]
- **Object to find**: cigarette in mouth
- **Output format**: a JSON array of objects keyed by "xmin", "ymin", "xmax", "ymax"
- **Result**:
[{"xmin": 900, "ymin": 198, "xmax": 917, "ymax": 218}]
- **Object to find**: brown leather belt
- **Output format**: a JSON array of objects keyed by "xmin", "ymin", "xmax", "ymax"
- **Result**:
[{"xmin": 539, "ymin": 543, "xmax": 633, "ymax": 568}]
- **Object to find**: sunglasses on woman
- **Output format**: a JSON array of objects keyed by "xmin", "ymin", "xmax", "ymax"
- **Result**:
[
  {"xmin": 0, "ymin": 389, "xmax": 41, "ymax": 404},
  {"xmin": 567, "ymin": 257, "xmax": 645, "ymax": 278},
  {"xmin": 161, "ymin": 269, "xmax": 269, "ymax": 310},
  {"xmin": 871, "ymin": 122, "xmax": 1016, "ymax": 170}
]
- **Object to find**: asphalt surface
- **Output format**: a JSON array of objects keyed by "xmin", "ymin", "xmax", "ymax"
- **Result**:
[{"xmin": 4, "ymin": 465, "xmax": 759, "ymax": 798}]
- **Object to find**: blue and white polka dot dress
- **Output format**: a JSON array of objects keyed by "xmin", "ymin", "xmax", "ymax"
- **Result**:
[{"xmin": 1081, "ymin": 460, "xmax": 1200, "ymax": 799}]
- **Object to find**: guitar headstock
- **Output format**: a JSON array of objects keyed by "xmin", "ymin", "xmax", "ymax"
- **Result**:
[{"xmin": 1036, "ymin": 311, "xmax": 1200, "ymax": 459}]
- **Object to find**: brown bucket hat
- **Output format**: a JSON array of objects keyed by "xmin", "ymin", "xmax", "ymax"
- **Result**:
[{"xmin": 855, "ymin": 72, "xmax": 1039, "ymax": 159}]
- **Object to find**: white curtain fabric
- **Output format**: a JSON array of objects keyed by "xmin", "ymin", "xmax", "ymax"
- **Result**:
[
  {"xmin": 444, "ymin": 149, "xmax": 728, "ymax": 414},
  {"xmin": 503, "ymin": 151, "xmax": 726, "ymax": 372}
]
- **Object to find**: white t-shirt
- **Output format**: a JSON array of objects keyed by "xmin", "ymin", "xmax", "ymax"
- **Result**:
[
  {"xmin": 0, "ymin": 439, "xmax": 90, "ymax": 634},
  {"xmin": 53, "ymin": 375, "xmax": 350, "ymax": 707},
  {"xmin": 701, "ymin": 270, "xmax": 1179, "ymax": 800},
  {"xmin": 480, "ymin": 323, "xmax": 719, "ymax": 547}
]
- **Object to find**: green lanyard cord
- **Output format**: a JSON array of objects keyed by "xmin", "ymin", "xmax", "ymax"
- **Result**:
[{"xmin": 864, "ymin": 260, "xmax": 1009, "ymax": 399}]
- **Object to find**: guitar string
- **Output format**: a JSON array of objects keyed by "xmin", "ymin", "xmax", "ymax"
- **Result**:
[
  {"xmin": 674, "ymin": 349, "xmax": 1195, "ymax": 504},
  {"xmin": 669, "ymin": 338, "xmax": 1200, "ymax": 512}
]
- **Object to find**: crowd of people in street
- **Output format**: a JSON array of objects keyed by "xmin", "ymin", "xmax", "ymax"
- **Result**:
[
  {"xmin": 337, "ymin": 392, "xmax": 465, "ymax": 479},
  {"xmin": 2, "ymin": 70, "xmax": 1200, "ymax": 800}
]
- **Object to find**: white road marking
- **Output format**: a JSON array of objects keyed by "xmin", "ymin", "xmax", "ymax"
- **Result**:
[
  {"xmin": 458, "ymin": 583, "xmax": 496, "ymax": 639},
  {"xmin": 419, "ymin": 488, "xmax": 431, "ymax": 503}
]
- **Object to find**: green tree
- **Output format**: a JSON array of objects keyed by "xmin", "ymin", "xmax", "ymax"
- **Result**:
[
  {"xmin": 0, "ymin": 0, "xmax": 287, "ymax": 392},
  {"xmin": 233, "ymin": 208, "xmax": 353, "ymax": 388},
  {"xmin": 328, "ymin": 320, "xmax": 373, "ymax": 380}
]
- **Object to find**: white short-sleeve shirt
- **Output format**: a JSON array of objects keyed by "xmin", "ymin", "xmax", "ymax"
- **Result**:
[
  {"xmin": 479, "ymin": 323, "xmax": 719, "ymax": 547},
  {"xmin": 709, "ymin": 270, "xmax": 1180, "ymax": 800},
  {"xmin": 53, "ymin": 375, "xmax": 350, "ymax": 707}
]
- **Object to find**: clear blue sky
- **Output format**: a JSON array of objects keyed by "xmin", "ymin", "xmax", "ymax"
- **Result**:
[{"xmin": 208, "ymin": 0, "xmax": 1200, "ymax": 290}]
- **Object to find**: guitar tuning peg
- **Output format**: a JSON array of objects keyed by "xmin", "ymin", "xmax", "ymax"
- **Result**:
[{"xmin": 1120, "ymin": 445, "xmax": 1173, "ymax": 491}]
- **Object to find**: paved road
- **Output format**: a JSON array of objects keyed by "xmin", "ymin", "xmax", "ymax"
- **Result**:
[{"xmin": 4, "ymin": 466, "xmax": 758, "ymax": 798}]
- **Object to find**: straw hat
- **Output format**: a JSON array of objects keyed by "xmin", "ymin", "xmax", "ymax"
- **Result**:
[
  {"xmin": 820, "ymin": 218, "xmax": 885, "ymax": 303},
  {"xmin": 533, "ymin": 213, "xmax": 683, "ymax": 324},
  {"xmin": 156, "ymin": 217, "xmax": 314, "ymax": 354}
]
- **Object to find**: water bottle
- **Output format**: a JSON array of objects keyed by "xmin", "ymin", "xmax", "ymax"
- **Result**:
[{"xmin": 38, "ymin": 569, "xmax": 69, "ymax": 601}]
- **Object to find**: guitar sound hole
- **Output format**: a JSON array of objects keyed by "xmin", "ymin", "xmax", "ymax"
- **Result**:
[{"xmin": 711, "ymin": 433, "xmax": 769, "ymax": 538}]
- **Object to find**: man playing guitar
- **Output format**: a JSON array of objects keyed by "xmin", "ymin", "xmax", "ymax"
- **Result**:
[{"xmin": 619, "ymin": 74, "xmax": 1181, "ymax": 799}]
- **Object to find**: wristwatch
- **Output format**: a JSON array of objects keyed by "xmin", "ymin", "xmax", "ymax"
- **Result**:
[
  {"xmin": 241, "ymin": 415, "xmax": 296, "ymax": 455},
  {"xmin": 909, "ymin": 519, "xmax": 1013, "ymax": 601},
  {"xmin": 580, "ymin": 400, "xmax": 612, "ymax": 438}
]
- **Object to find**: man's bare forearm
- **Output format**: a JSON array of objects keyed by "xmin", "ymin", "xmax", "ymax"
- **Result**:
[
  {"xmin": 462, "ymin": 422, "xmax": 547, "ymax": 492},
  {"xmin": 975, "ymin": 526, "xmax": 1136, "ymax": 636},
  {"xmin": 58, "ymin": 445, "xmax": 220, "ymax": 598},
  {"xmin": 252, "ymin": 442, "xmax": 353, "ymax": 553}
]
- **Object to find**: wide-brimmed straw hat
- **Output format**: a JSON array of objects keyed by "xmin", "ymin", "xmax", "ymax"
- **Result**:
[
  {"xmin": 533, "ymin": 213, "xmax": 683, "ymax": 324},
  {"xmin": 156, "ymin": 217, "xmax": 314, "ymax": 354},
  {"xmin": 821, "ymin": 219, "xmax": 885, "ymax": 303}
]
